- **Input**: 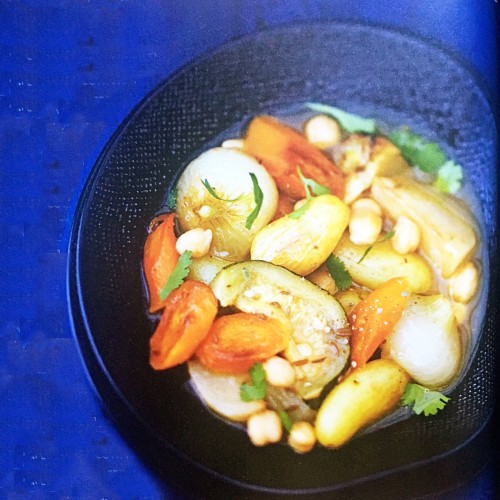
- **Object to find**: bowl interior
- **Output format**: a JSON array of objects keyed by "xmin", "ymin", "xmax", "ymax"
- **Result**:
[{"xmin": 69, "ymin": 22, "xmax": 497, "ymax": 493}]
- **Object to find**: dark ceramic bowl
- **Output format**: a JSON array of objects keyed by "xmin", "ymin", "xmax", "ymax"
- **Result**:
[{"xmin": 68, "ymin": 22, "xmax": 497, "ymax": 498}]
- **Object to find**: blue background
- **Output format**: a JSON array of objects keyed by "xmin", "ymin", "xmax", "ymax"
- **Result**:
[{"xmin": 0, "ymin": 1, "xmax": 497, "ymax": 497}]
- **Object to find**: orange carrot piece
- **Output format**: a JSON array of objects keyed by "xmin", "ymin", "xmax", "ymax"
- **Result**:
[
  {"xmin": 196, "ymin": 312, "xmax": 291, "ymax": 374},
  {"xmin": 143, "ymin": 213, "xmax": 179, "ymax": 313},
  {"xmin": 243, "ymin": 115, "xmax": 345, "ymax": 200},
  {"xmin": 350, "ymin": 277, "xmax": 411, "ymax": 369},
  {"xmin": 149, "ymin": 280, "xmax": 218, "ymax": 370}
]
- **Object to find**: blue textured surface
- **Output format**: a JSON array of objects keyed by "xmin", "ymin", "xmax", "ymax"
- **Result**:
[{"xmin": 0, "ymin": 1, "xmax": 497, "ymax": 497}]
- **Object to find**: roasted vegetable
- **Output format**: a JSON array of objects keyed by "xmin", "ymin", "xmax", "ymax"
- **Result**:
[
  {"xmin": 315, "ymin": 359, "xmax": 409, "ymax": 448},
  {"xmin": 196, "ymin": 312, "xmax": 291, "ymax": 374},
  {"xmin": 176, "ymin": 147, "xmax": 278, "ymax": 261},
  {"xmin": 333, "ymin": 234, "xmax": 433, "ymax": 293},
  {"xmin": 381, "ymin": 294, "xmax": 462, "ymax": 390},
  {"xmin": 371, "ymin": 176, "xmax": 477, "ymax": 278},
  {"xmin": 143, "ymin": 213, "xmax": 179, "ymax": 313},
  {"xmin": 243, "ymin": 115, "xmax": 345, "ymax": 200},
  {"xmin": 251, "ymin": 194, "xmax": 350, "ymax": 276},
  {"xmin": 350, "ymin": 277, "xmax": 411, "ymax": 368},
  {"xmin": 210, "ymin": 260, "xmax": 350, "ymax": 399},
  {"xmin": 149, "ymin": 281, "xmax": 218, "ymax": 370},
  {"xmin": 188, "ymin": 360, "xmax": 266, "ymax": 422}
]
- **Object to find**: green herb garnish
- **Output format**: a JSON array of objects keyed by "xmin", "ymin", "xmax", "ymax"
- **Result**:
[
  {"xmin": 433, "ymin": 160, "xmax": 463, "ymax": 194},
  {"xmin": 287, "ymin": 167, "xmax": 330, "ymax": 219},
  {"xmin": 245, "ymin": 173, "xmax": 264, "ymax": 229},
  {"xmin": 167, "ymin": 188, "xmax": 177, "ymax": 211},
  {"xmin": 240, "ymin": 363, "xmax": 267, "ymax": 402},
  {"xmin": 297, "ymin": 167, "xmax": 331, "ymax": 198},
  {"xmin": 357, "ymin": 230, "xmax": 395, "ymax": 264},
  {"xmin": 305, "ymin": 102, "xmax": 377, "ymax": 134},
  {"xmin": 202, "ymin": 179, "xmax": 242, "ymax": 202},
  {"xmin": 159, "ymin": 250, "xmax": 192, "ymax": 300},
  {"xmin": 325, "ymin": 255, "xmax": 352, "ymax": 291},
  {"xmin": 389, "ymin": 128, "xmax": 446, "ymax": 174},
  {"xmin": 401, "ymin": 383, "xmax": 450, "ymax": 416},
  {"xmin": 287, "ymin": 200, "xmax": 310, "ymax": 219},
  {"xmin": 278, "ymin": 410, "xmax": 293, "ymax": 432}
]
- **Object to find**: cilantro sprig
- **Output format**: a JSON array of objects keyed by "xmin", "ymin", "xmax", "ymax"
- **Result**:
[
  {"xmin": 202, "ymin": 179, "xmax": 242, "ymax": 202},
  {"xmin": 240, "ymin": 363, "xmax": 267, "ymax": 402},
  {"xmin": 389, "ymin": 127, "xmax": 463, "ymax": 193},
  {"xmin": 433, "ymin": 160, "xmax": 463, "ymax": 195},
  {"xmin": 305, "ymin": 102, "xmax": 377, "ymax": 134},
  {"xmin": 287, "ymin": 167, "xmax": 330, "ymax": 219},
  {"xmin": 167, "ymin": 188, "xmax": 177, "ymax": 211},
  {"xmin": 401, "ymin": 383, "xmax": 450, "ymax": 416},
  {"xmin": 278, "ymin": 410, "xmax": 293, "ymax": 432},
  {"xmin": 325, "ymin": 255, "xmax": 352, "ymax": 291},
  {"xmin": 389, "ymin": 128, "xmax": 446, "ymax": 173},
  {"xmin": 245, "ymin": 173, "xmax": 264, "ymax": 229},
  {"xmin": 159, "ymin": 250, "xmax": 192, "ymax": 300},
  {"xmin": 297, "ymin": 167, "xmax": 331, "ymax": 197},
  {"xmin": 357, "ymin": 230, "xmax": 395, "ymax": 264}
]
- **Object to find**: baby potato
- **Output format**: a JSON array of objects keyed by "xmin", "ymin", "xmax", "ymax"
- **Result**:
[
  {"xmin": 316, "ymin": 359, "xmax": 409, "ymax": 448},
  {"xmin": 251, "ymin": 194, "xmax": 350, "ymax": 276},
  {"xmin": 333, "ymin": 235, "xmax": 433, "ymax": 293}
]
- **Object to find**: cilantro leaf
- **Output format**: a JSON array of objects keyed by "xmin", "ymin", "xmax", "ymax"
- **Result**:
[
  {"xmin": 159, "ymin": 250, "xmax": 192, "ymax": 300},
  {"xmin": 305, "ymin": 102, "xmax": 377, "ymax": 134},
  {"xmin": 297, "ymin": 167, "xmax": 331, "ymax": 198},
  {"xmin": 401, "ymin": 383, "xmax": 450, "ymax": 416},
  {"xmin": 278, "ymin": 410, "xmax": 293, "ymax": 432},
  {"xmin": 325, "ymin": 255, "xmax": 352, "ymax": 291},
  {"xmin": 389, "ymin": 128, "xmax": 446, "ymax": 173},
  {"xmin": 167, "ymin": 188, "xmax": 177, "ymax": 211},
  {"xmin": 287, "ymin": 200, "xmax": 310, "ymax": 219},
  {"xmin": 240, "ymin": 363, "xmax": 267, "ymax": 402},
  {"xmin": 433, "ymin": 160, "xmax": 463, "ymax": 194},
  {"xmin": 202, "ymin": 179, "xmax": 242, "ymax": 202},
  {"xmin": 357, "ymin": 230, "xmax": 395, "ymax": 264},
  {"xmin": 245, "ymin": 173, "xmax": 264, "ymax": 229}
]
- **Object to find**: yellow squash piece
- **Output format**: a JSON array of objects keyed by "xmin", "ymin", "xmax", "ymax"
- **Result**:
[
  {"xmin": 315, "ymin": 359, "xmax": 409, "ymax": 448},
  {"xmin": 333, "ymin": 234, "xmax": 433, "ymax": 293},
  {"xmin": 251, "ymin": 194, "xmax": 350, "ymax": 276}
]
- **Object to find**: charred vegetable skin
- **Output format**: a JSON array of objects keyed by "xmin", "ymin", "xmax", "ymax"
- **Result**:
[{"xmin": 142, "ymin": 107, "xmax": 481, "ymax": 454}]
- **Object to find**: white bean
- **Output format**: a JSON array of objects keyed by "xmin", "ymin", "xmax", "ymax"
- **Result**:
[
  {"xmin": 175, "ymin": 228, "xmax": 213, "ymax": 258},
  {"xmin": 348, "ymin": 198, "xmax": 382, "ymax": 245},
  {"xmin": 247, "ymin": 410, "xmax": 283, "ymax": 446},
  {"xmin": 263, "ymin": 356, "xmax": 296, "ymax": 387},
  {"xmin": 391, "ymin": 216, "xmax": 420, "ymax": 254},
  {"xmin": 304, "ymin": 115, "xmax": 342, "ymax": 149},
  {"xmin": 448, "ymin": 262, "xmax": 479, "ymax": 304},
  {"xmin": 288, "ymin": 421, "xmax": 316, "ymax": 453}
]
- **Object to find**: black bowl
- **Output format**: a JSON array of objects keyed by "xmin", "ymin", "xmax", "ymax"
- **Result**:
[{"xmin": 68, "ymin": 22, "xmax": 497, "ymax": 498}]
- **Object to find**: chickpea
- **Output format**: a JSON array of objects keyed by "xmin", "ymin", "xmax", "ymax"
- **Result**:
[
  {"xmin": 247, "ymin": 410, "xmax": 283, "ymax": 446},
  {"xmin": 175, "ymin": 228, "xmax": 213, "ymax": 258},
  {"xmin": 448, "ymin": 262, "xmax": 479, "ymax": 304},
  {"xmin": 391, "ymin": 216, "xmax": 420, "ymax": 254},
  {"xmin": 348, "ymin": 198, "xmax": 382, "ymax": 245},
  {"xmin": 263, "ymin": 356, "xmax": 296, "ymax": 387},
  {"xmin": 288, "ymin": 421, "xmax": 316, "ymax": 453},
  {"xmin": 304, "ymin": 114, "xmax": 342, "ymax": 149}
]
